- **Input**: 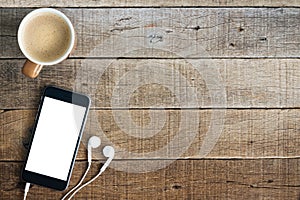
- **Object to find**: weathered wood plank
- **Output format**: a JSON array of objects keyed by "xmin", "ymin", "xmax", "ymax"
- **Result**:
[
  {"xmin": 0, "ymin": 59, "xmax": 299, "ymax": 109},
  {"xmin": 1, "ymin": 8, "xmax": 300, "ymax": 58},
  {"xmin": 0, "ymin": 159, "xmax": 299, "ymax": 199},
  {"xmin": 0, "ymin": 109, "xmax": 299, "ymax": 161},
  {"xmin": 0, "ymin": 0, "xmax": 300, "ymax": 7}
]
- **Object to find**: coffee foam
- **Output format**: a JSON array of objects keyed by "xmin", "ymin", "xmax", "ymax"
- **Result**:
[{"xmin": 21, "ymin": 12, "xmax": 71, "ymax": 63}]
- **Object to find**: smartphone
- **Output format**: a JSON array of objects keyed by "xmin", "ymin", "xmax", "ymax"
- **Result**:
[{"xmin": 22, "ymin": 86, "xmax": 90, "ymax": 191}]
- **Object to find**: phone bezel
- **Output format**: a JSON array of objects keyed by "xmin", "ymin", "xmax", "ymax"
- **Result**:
[{"xmin": 22, "ymin": 86, "xmax": 90, "ymax": 191}]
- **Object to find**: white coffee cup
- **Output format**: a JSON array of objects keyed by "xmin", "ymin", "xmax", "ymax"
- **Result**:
[{"xmin": 18, "ymin": 8, "xmax": 75, "ymax": 78}]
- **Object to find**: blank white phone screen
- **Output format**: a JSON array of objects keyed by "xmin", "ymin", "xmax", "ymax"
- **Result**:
[{"xmin": 25, "ymin": 96, "xmax": 86, "ymax": 181}]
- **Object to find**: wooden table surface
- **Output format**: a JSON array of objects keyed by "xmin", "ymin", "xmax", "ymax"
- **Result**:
[{"xmin": 0, "ymin": 1, "xmax": 300, "ymax": 199}]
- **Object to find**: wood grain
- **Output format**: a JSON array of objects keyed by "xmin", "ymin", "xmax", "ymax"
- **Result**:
[
  {"xmin": 1, "ymin": 59, "xmax": 299, "ymax": 109},
  {"xmin": 0, "ymin": 159, "xmax": 299, "ymax": 199},
  {"xmin": 0, "ymin": 4, "xmax": 299, "ymax": 200},
  {"xmin": 0, "ymin": 0, "xmax": 299, "ymax": 7},
  {"xmin": 1, "ymin": 8, "xmax": 300, "ymax": 58},
  {"xmin": 1, "ymin": 109, "xmax": 299, "ymax": 161}
]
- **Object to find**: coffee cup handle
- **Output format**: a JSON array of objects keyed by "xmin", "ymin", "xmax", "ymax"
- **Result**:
[{"xmin": 22, "ymin": 60, "xmax": 43, "ymax": 78}]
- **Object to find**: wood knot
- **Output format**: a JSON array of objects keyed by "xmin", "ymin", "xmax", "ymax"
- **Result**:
[
  {"xmin": 193, "ymin": 25, "xmax": 201, "ymax": 31},
  {"xmin": 259, "ymin": 37, "xmax": 267, "ymax": 41},
  {"xmin": 148, "ymin": 34, "xmax": 163, "ymax": 43},
  {"xmin": 172, "ymin": 184, "xmax": 182, "ymax": 190}
]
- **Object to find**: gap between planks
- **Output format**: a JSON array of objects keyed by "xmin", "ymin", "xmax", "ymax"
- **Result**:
[{"xmin": 1, "ymin": 157, "xmax": 300, "ymax": 163}]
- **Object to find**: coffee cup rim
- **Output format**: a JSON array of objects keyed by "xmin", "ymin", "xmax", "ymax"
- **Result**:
[{"xmin": 18, "ymin": 8, "xmax": 75, "ymax": 66}]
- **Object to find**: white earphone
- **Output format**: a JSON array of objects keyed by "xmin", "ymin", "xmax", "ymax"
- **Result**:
[
  {"xmin": 88, "ymin": 136, "xmax": 101, "ymax": 163},
  {"xmin": 62, "ymin": 136, "xmax": 115, "ymax": 200}
]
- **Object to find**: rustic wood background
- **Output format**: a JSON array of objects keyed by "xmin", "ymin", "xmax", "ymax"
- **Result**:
[{"xmin": 0, "ymin": 1, "xmax": 299, "ymax": 199}]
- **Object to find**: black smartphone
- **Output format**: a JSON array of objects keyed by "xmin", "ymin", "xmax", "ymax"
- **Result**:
[{"xmin": 22, "ymin": 86, "xmax": 90, "ymax": 191}]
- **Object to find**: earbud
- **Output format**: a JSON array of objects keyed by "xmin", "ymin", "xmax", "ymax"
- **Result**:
[
  {"xmin": 101, "ymin": 146, "xmax": 115, "ymax": 172},
  {"xmin": 88, "ymin": 136, "xmax": 101, "ymax": 163},
  {"xmin": 103, "ymin": 146, "xmax": 115, "ymax": 158},
  {"xmin": 88, "ymin": 136, "xmax": 101, "ymax": 148}
]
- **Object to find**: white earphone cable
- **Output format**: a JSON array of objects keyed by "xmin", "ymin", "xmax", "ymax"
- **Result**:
[
  {"xmin": 61, "ymin": 162, "xmax": 91, "ymax": 200},
  {"xmin": 67, "ymin": 167, "xmax": 106, "ymax": 200},
  {"xmin": 23, "ymin": 182, "xmax": 31, "ymax": 200},
  {"xmin": 67, "ymin": 146, "xmax": 114, "ymax": 199}
]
